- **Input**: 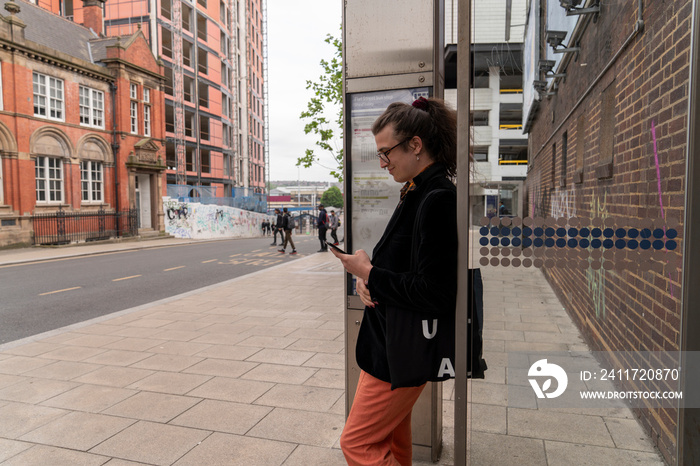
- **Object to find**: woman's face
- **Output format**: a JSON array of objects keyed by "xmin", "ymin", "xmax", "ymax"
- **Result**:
[{"xmin": 374, "ymin": 125, "xmax": 421, "ymax": 183}]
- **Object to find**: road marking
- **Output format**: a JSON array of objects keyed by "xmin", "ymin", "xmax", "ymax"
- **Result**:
[
  {"xmin": 112, "ymin": 275, "xmax": 142, "ymax": 282},
  {"xmin": 229, "ymin": 253, "xmax": 241, "ymax": 258},
  {"xmin": 202, "ymin": 259, "xmax": 217, "ymax": 263},
  {"xmin": 39, "ymin": 286, "xmax": 81, "ymax": 296},
  {"xmin": 164, "ymin": 266, "xmax": 185, "ymax": 271}
]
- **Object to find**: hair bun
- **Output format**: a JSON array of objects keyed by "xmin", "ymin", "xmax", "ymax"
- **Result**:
[{"xmin": 412, "ymin": 97, "xmax": 429, "ymax": 111}]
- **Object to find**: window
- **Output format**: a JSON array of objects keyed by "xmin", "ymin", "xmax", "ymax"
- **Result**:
[
  {"xmin": 598, "ymin": 81, "xmax": 616, "ymax": 179},
  {"xmin": 197, "ymin": 0, "xmax": 206, "ymax": 7},
  {"xmin": 162, "ymin": 27, "xmax": 173, "ymax": 58},
  {"xmin": 473, "ymin": 146, "xmax": 488, "ymax": 162},
  {"xmin": 198, "ymin": 47, "xmax": 208, "ymax": 74},
  {"xmin": 198, "ymin": 82, "xmax": 208, "ymax": 107},
  {"xmin": 130, "ymin": 101, "xmax": 138, "ymax": 134},
  {"xmin": 201, "ymin": 149, "xmax": 210, "ymax": 173},
  {"xmin": 185, "ymin": 109, "xmax": 194, "ymax": 137},
  {"xmin": 166, "ymin": 141, "xmax": 176, "ymax": 169},
  {"xmin": 183, "ymin": 39, "xmax": 193, "ymax": 67},
  {"xmin": 197, "ymin": 13, "xmax": 207, "ymax": 41},
  {"xmin": 575, "ymin": 115, "xmax": 585, "ymax": 183},
  {"xmin": 470, "ymin": 110, "xmax": 488, "ymax": 126},
  {"xmin": 186, "ymin": 145, "xmax": 195, "ymax": 171},
  {"xmin": 164, "ymin": 67, "xmax": 173, "ymax": 95},
  {"xmin": 220, "ymin": 31, "xmax": 227, "ymax": 56},
  {"xmin": 143, "ymin": 88, "xmax": 150, "ymax": 103},
  {"xmin": 144, "ymin": 105, "xmax": 151, "ymax": 137},
  {"xmin": 35, "ymin": 156, "xmax": 63, "ymax": 203},
  {"xmin": 81, "ymin": 161, "xmax": 103, "ymax": 203},
  {"xmin": 165, "ymin": 104, "xmax": 174, "ymax": 133},
  {"xmin": 184, "ymin": 75, "xmax": 194, "ymax": 102},
  {"xmin": 33, "ymin": 72, "xmax": 64, "ymax": 120},
  {"xmin": 199, "ymin": 115, "xmax": 209, "ymax": 140},
  {"xmin": 182, "ymin": 3, "xmax": 192, "ymax": 32},
  {"xmin": 161, "ymin": 0, "xmax": 171, "ymax": 19},
  {"xmin": 79, "ymin": 86, "xmax": 104, "ymax": 128},
  {"xmin": 560, "ymin": 132, "xmax": 568, "ymax": 187},
  {"xmin": 130, "ymin": 83, "xmax": 138, "ymax": 99}
]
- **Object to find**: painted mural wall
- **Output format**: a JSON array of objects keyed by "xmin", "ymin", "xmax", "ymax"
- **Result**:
[{"xmin": 163, "ymin": 198, "xmax": 267, "ymax": 239}]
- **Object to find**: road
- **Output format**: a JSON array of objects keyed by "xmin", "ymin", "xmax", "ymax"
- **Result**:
[{"xmin": 0, "ymin": 235, "xmax": 327, "ymax": 345}]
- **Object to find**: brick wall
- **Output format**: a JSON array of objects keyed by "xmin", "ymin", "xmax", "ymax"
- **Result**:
[{"xmin": 524, "ymin": 1, "xmax": 691, "ymax": 463}]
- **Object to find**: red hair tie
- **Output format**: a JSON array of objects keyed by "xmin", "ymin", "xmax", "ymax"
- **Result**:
[{"xmin": 412, "ymin": 97, "xmax": 429, "ymax": 111}]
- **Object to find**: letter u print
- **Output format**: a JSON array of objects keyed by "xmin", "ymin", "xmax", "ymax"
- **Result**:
[{"xmin": 422, "ymin": 319, "xmax": 438, "ymax": 339}]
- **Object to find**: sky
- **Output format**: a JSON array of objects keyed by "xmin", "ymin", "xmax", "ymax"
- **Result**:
[{"xmin": 266, "ymin": 0, "xmax": 343, "ymax": 184}]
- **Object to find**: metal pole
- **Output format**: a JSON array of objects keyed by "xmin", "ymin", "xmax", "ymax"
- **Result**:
[
  {"xmin": 454, "ymin": 0, "xmax": 471, "ymax": 464},
  {"xmin": 678, "ymin": 0, "xmax": 700, "ymax": 462}
]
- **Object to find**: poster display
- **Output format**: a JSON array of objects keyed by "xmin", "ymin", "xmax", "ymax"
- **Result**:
[{"xmin": 348, "ymin": 87, "xmax": 430, "ymax": 256}]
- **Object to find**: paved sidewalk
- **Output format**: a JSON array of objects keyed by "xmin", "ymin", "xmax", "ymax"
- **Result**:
[{"xmin": 0, "ymin": 240, "xmax": 665, "ymax": 465}]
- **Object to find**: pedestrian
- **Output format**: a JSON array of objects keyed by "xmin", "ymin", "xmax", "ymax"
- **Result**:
[
  {"xmin": 328, "ymin": 209, "xmax": 339, "ymax": 245},
  {"xmin": 278, "ymin": 207, "xmax": 297, "ymax": 255},
  {"xmin": 271, "ymin": 208, "xmax": 283, "ymax": 246},
  {"xmin": 261, "ymin": 219, "xmax": 268, "ymax": 236},
  {"xmin": 499, "ymin": 200, "xmax": 509, "ymax": 216},
  {"xmin": 317, "ymin": 203, "xmax": 329, "ymax": 252},
  {"xmin": 330, "ymin": 97, "xmax": 459, "ymax": 465}
]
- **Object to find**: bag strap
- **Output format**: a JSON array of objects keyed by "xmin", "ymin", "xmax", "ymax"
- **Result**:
[{"xmin": 409, "ymin": 188, "xmax": 451, "ymax": 271}]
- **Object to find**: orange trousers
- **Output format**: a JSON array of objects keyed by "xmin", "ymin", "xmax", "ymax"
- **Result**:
[{"xmin": 340, "ymin": 370, "xmax": 426, "ymax": 465}]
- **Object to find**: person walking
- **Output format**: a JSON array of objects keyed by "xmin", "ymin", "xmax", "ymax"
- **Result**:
[
  {"xmin": 328, "ymin": 210, "xmax": 340, "ymax": 245},
  {"xmin": 278, "ymin": 208, "xmax": 297, "ymax": 255},
  {"xmin": 271, "ymin": 209, "xmax": 283, "ymax": 246},
  {"xmin": 317, "ymin": 204, "xmax": 329, "ymax": 252},
  {"xmin": 330, "ymin": 97, "xmax": 459, "ymax": 465}
]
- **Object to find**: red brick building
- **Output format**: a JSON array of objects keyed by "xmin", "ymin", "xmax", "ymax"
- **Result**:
[
  {"xmin": 523, "ymin": 1, "xmax": 690, "ymax": 463},
  {"xmin": 0, "ymin": 0, "xmax": 166, "ymax": 246}
]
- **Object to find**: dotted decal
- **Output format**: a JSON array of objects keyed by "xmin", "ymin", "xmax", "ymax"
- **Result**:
[{"xmin": 477, "ymin": 217, "xmax": 681, "ymax": 271}]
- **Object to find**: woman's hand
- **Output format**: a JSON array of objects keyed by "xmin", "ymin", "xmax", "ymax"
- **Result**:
[
  {"xmin": 329, "ymin": 249, "xmax": 373, "ymax": 281},
  {"xmin": 356, "ymin": 278, "xmax": 376, "ymax": 308}
]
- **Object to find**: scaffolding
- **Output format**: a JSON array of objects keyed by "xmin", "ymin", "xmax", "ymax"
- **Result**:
[
  {"xmin": 262, "ymin": 0, "xmax": 269, "ymax": 196},
  {"xmin": 171, "ymin": 0, "xmax": 187, "ymax": 187}
]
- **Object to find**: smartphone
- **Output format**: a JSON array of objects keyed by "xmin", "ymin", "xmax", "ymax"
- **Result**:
[{"xmin": 327, "ymin": 242, "xmax": 349, "ymax": 255}]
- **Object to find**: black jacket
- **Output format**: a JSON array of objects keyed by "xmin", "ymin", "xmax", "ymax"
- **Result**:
[{"xmin": 359, "ymin": 163, "xmax": 458, "ymax": 389}]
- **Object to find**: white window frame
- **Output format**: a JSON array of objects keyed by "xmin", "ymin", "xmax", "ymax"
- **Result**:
[
  {"xmin": 143, "ymin": 88, "xmax": 150, "ymax": 103},
  {"xmin": 79, "ymin": 86, "xmax": 105, "ymax": 129},
  {"xmin": 144, "ymin": 105, "xmax": 151, "ymax": 137},
  {"xmin": 33, "ymin": 72, "xmax": 64, "ymax": 121},
  {"xmin": 80, "ymin": 160, "xmax": 103, "ymax": 203},
  {"xmin": 35, "ymin": 156, "xmax": 63, "ymax": 204},
  {"xmin": 130, "ymin": 83, "xmax": 138, "ymax": 99},
  {"xmin": 130, "ymin": 101, "xmax": 138, "ymax": 134}
]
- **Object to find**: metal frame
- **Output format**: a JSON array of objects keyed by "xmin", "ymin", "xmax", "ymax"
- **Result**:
[
  {"xmin": 678, "ymin": 0, "xmax": 700, "ymax": 462},
  {"xmin": 454, "ymin": 1, "xmax": 471, "ymax": 463}
]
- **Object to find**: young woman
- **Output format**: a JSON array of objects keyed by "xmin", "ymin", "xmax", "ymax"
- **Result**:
[{"xmin": 331, "ymin": 97, "xmax": 458, "ymax": 465}]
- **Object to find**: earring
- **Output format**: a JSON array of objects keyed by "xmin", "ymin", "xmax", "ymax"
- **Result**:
[{"xmin": 417, "ymin": 156, "xmax": 420, "ymax": 161}]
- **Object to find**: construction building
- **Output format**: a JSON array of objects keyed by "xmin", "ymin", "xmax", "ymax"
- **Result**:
[{"xmin": 37, "ymin": 0, "xmax": 268, "ymax": 198}]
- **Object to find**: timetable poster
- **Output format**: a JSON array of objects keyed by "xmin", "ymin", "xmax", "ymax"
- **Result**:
[{"xmin": 348, "ymin": 88, "xmax": 429, "ymax": 256}]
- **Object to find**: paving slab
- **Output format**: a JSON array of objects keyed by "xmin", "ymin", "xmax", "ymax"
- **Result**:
[{"xmin": 172, "ymin": 432, "xmax": 296, "ymax": 466}]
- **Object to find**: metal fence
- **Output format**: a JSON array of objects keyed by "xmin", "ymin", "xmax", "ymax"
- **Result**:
[{"xmin": 32, "ymin": 207, "xmax": 139, "ymax": 245}]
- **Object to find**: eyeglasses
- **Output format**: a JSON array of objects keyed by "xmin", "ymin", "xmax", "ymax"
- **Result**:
[{"xmin": 377, "ymin": 137, "xmax": 411, "ymax": 164}]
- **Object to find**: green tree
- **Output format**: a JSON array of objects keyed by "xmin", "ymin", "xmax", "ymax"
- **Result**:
[
  {"xmin": 321, "ymin": 186, "xmax": 344, "ymax": 209},
  {"xmin": 298, "ymin": 30, "xmax": 343, "ymax": 182}
]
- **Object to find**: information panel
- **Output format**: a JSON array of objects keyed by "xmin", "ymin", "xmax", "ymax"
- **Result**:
[{"xmin": 348, "ymin": 87, "xmax": 430, "ymax": 257}]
